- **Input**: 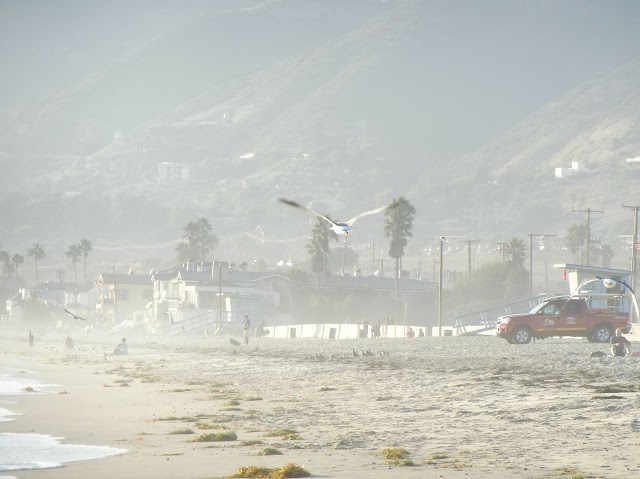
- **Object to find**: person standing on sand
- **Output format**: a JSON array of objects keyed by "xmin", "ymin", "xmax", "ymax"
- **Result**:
[
  {"xmin": 243, "ymin": 315, "xmax": 251, "ymax": 345},
  {"xmin": 28, "ymin": 329, "xmax": 34, "ymax": 349},
  {"xmin": 610, "ymin": 327, "xmax": 631, "ymax": 357}
]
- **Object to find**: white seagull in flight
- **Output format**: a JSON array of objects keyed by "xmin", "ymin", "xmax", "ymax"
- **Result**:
[{"xmin": 279, "ymin": 198, "xmax": 389, "ymax": 235}]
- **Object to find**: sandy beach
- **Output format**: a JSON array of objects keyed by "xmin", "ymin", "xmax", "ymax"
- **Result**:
[{"xmin": 1, "ymin": 325, "xmax": 639, "ymax": 479}]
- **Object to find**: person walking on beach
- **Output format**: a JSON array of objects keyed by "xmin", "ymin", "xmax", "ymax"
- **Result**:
[
  {"xmin": 610, "ymin": 327, "xmax": 631, "ymax": 357},
  {"xmin": 406, "ymin": 327, "xmax": 415, "ymax": 338},
  {"xmin": 28, "ymin": 329, "xmax": 34, "ymax": 349},
  {"xmin": 65, "ymin": 334, "xmax": 74, "ymax": 350},
  {"xmin": 243, "ymin": 315, "xmax": 251, "ymax": 345}
]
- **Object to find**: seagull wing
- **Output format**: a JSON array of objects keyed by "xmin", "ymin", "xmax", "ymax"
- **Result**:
[
  {"xmin": 345, "ymin": 204, "xmax": 389, "ymax": 226},
  {"xmin": 64, "ymin": 308, "xmax": 87, "ymax": 321},
  {"xmin": 278, "ymin": 198, "xmax": 338, "ymax": 226}
]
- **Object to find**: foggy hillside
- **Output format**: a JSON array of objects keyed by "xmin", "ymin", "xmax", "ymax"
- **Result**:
[{"xmin": 1, "ymin": 0, "xmax": 640, "ymax": 257}]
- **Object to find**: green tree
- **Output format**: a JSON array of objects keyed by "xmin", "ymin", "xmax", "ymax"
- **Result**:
[
  {"xmin": 452, "ymin": 260, "xmax": 508, "ymax": 309},
  {"xmin": 66, "ymin": 244, "xmax": 82, "ymax": 283},
  {"xmin": 27, "ymin": 243, "xmax": 45, "ymax": 285},
  {"xmin": 328, "ymin": 245, "xmax": 359, "ymax": 274},
  {"xmin": 176, "ymin": 217, "xmax": 219, "ymax": 263},
  {"xmin": 504, "ymin": 237, "xmax": 528, "ymax": 300},
  {"xmin": 566, "ymin": 223, "xmax": 587, "ymax": 263},
  {"xmin": 288, "ymin": 267, "xmax": 309, "ymax": 288},
  {"xmin": 0, "ymin": 250, "xmax": 9, "ymax": 276},
  {"xmin": 306, "ymin": 216, "xmax": 338, "ymax": 290},
  {"xmin": 79, "ymin": 238, "xmax": 93, "ymax": 283},
  {"xmin": 55, "ymin": 269, "xmax": 66, "ymax": 283},
  {"xmin": 11, "ymin": 253, "xmax": 23, "ymax": 278},
  {"xmin": 592, "ymin": 244, "xmax": 614, "ymax": 268},
  {"xmin": 384, "ymin": 197, "xmax": 415, "ymax": 298},
  {"xmin": 504, "ymin": 237, "xmax": 526, "ymax": 265}
]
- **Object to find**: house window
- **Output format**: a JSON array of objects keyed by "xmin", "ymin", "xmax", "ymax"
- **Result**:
[
  {"xmin": 143, "ymin": 290, "xmax": 153, "ymax": 301},
  {"xmin": 114, "ymin": 289, "xmax": 129, "ymax": 301}
]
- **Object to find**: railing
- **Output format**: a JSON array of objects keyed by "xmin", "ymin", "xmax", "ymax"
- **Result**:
[
  {"xmin": 453, "ymin": 295, "xmax": 547, "ymax": 335},
  {"xmin": 158, "ymin": 310, "xmax": 217, "ymax": 336}
]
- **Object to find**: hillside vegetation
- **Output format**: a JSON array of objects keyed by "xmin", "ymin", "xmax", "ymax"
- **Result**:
[{"xmin": 1, "ymin": 0, "xmax": 640, "ymax": 253}]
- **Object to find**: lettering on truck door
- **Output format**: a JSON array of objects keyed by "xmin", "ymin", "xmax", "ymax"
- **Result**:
[
  {"xmin": 536, "ymin": 303, "xmax": 561, "ymax": 334},
  {"xmin": 558, "ymin": 300, "xmax": 588, "ymax": 335}
]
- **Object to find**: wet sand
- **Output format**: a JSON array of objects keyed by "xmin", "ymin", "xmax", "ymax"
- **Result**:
[{"xmin": 1, "ymin": 326, "xmax": 639, "ymax": 479}]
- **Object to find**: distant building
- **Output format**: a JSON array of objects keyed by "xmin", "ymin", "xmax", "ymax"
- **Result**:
[
  {"xmin": 113, "ymin": 131, "xmax": 147, "ymax": 154},
  {"xmin": 625, "ymin": 156, "xmax": 640, "ymax": 167},
  {"xmin": 555, "ymin": 167, "xmax": 573, "ymax": 178},
  {"xmin": 554, "ymin": 161, "xmax": 589, "ymax": 178},
  {"xmin": 158, "ymin": 162, "xmax": 189, "ymax": 185}
]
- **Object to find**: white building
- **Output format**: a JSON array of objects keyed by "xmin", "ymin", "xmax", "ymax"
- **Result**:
[{"xmin": 158, "ymin": 162, "xmax": 189, "ymax": 185}]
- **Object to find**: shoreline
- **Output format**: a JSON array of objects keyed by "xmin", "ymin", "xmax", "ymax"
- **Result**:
[{"xmin": 1, "ymin": 326, "xmax": 639, "ymax": 478}]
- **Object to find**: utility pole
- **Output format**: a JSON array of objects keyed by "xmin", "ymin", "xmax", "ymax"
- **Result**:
[
  {"xmin": 438, "ymin": 236, "xmax": 445, "ymax": 337},
  {"xmin": 341, "ymin": 237, "xmax": 348, "ymax": 276},
  {"xmin": 112, "ymin": 265, "xmax": 119, "ymax": 323},
  {"xmin": 572, "ymin": 207, "xmax": 604, "ymax": 265},
  {"xmin": 371, "ymin": 236, "xmax": 375, "ymax": 272},
  {"xmin": 459, "ymin": 239, "xmax": 479, "ymax": 274},
  {"xmin": 622, "ymin": 204, "xmax": 640, "ymax": 293},
  {"xmin": 528, "ymin": 234, "xmax": 556, "ymax": 296},
  {"xmin": 218, "ymin": 261, "xmax": 223, "ymax": 335}
]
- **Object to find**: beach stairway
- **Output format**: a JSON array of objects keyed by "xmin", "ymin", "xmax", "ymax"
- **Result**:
[
  {"xmin": 159, "ymin": 310, "xmax": 217, "ymax": 336},
  {"xmin": 454, "ymin": 295, "xmax": 546, "ymax": 336}
]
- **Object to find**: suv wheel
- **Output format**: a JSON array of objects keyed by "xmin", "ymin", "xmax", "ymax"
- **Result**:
[
  {"xmin": 591, "ymin": 324, "xmax": 612, "ymax": 343},
  {"xmin": 511, "ymin": 326, "xmax": 532, "ymax": 344}
]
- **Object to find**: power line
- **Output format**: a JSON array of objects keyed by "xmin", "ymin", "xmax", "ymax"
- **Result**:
[
  {"xmin": 622, "ymin": 204, "xmax": 640, "ymax": 292},
  {"xmin": 572, "ymin": 207, "xmax": 604, "ymax": 265},
  {"xmin": 459, "ymin": 239, "xmax": 479, "ymax": 273}
]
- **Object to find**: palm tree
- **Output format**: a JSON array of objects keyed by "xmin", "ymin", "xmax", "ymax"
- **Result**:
[
  {"xmin": 176, "ymin": 217, "xmax": 219, "ymax": 263},
  {"xmin": 384, "ymin": 197, "xmax": 415, "ymax": 298},
  {"xmin": 306, "ymin": 216, "xmax": 338, "ymax": 290},
  {"xmin": 66, "ymin": 244, "xmax": 82, "ymax": 283},
  {"xmin": 79, "ymin": 238, "xmax": 93, "ymax": 283},
  {"xmin": 27, "ymin": 243, "xmax": 45, "ymax": 285},
  {"xmin": 55, "ymin": 269, "xmax": 66, "ymax": 283},
  {"xmin": 11, "ymin": 253, "xmax": 24, "ymax": 278}
]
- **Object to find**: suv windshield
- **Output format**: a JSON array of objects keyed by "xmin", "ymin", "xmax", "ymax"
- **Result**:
[{"xmin": 529, "ymin": 302, "xmax": 548, "ymax": 314}]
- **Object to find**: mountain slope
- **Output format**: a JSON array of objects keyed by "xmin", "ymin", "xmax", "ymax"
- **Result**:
[{"xmin": 2, "ymin": 1, "xmax": 640, "ymax": 251}]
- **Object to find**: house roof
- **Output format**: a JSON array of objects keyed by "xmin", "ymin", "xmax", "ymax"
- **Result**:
[
  {"xmin": 0, "ymin": 276, "xmax": 23, "ymax": 288},
  {"xmin": 174, "ymin": 269, "xmax": 290, "ymax": 285},
  {"xmin": 42, "ymin": 281, "xmax": 92, "ymax": 292},
  {"xmin": 334, "ymin": 275, "xmax": 434, "ymax": 293},
  {"xmin": 553, "ymin": 263, "xmax": 633, "ymax": 276},
  {"xmin": 98, "ymin": 273, "xmax": 153, "ymax": 285}
]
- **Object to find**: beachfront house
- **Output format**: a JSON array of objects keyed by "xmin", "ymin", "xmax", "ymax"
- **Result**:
[
  {"xmin": 148, "ymin": 261, "xmax": 290, "ymax": 334},
  {"xmin": 96, "ymin": 272, "xmax": 154, "ymax": 325}
]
